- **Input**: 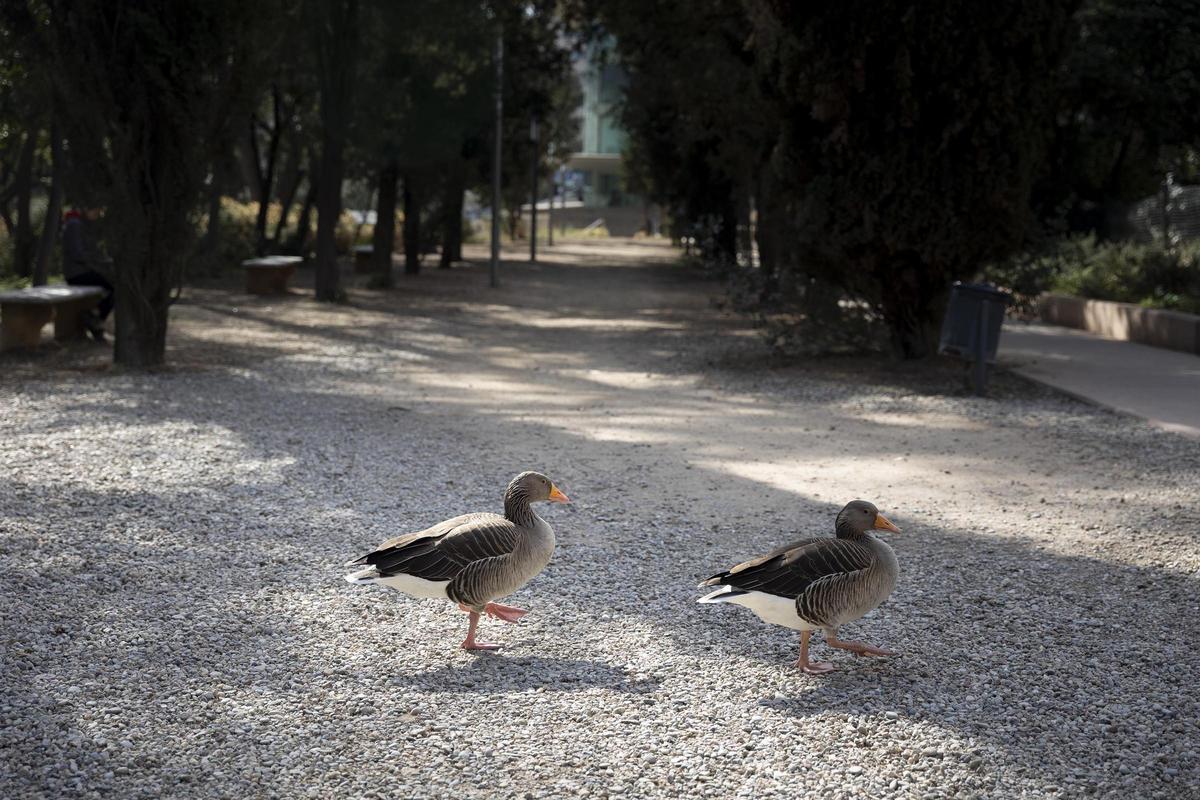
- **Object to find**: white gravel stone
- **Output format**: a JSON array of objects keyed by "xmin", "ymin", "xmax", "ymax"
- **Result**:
[{"xmin": 1, "ymin": 242, "xmax": 1198, "ymax": 799}]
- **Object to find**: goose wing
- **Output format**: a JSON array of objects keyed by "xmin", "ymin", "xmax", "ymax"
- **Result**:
[
  {"xmin": 344, "ymin": 512, "xmax": 520, "ymax": 581},
  {"xmin": 700, "ymin": 537, "xmax": 875, "ymax": 599}
]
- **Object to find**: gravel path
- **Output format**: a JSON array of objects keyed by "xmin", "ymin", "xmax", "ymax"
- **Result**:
[{"xmin": 2, "ymin": 239, "xmax": 1198, "ymax": 799}]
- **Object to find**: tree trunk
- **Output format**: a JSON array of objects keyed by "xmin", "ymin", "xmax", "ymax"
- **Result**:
[
  {"xmin": 373, "ymin": 160, "xmax": 398, "ymax": 286},
  {"xmin": 716, "ymin": 192, "xmax": 738, "ymax": 265},
  {"xmin": 736, "ymin": 189, "xmax": 752, "ymax": 268},
  {"xmin": 754, "ymin": 176, "xmax": 779, "ymax": 304},
  {"xmin": 440, "ymin": 162, "xmax": 464, "ymax": 268},
  {"xmin": 291, "ymin": 173, "xmax": 318, "ymax": 255},
  {"xmin": 113, "ymin": 279, "xmax": 171, "ymax": 367},
  {"xmin": 312, "ymin": 0, "xmax": 359, "ymax": 302},
  {"xmin": 236, "ymin": 137, "xmax": 261, "ymax": 203},
  {"xmin": 314, "ymin": 137, "xmax": 346, "ymax": 300},
  {"xmin": 32, "ymin": 123, "xmax": 63, "ymax": 287},
  {"xmin": 201, "ymin": 161, "xmax": 223, "ymax": 260},
  {"xmin": 13, "ymin": 130, "xmax": 37, "ymax": 278},
  {"xmin": 403, "ymin": 174, "xmax": 420, "ymax": 275},
  {"xmin": 252, "ymin": 87, "xmax": 284, "ymax": 255},
  {"xmin": 880, "ymin": 254, "xmax": 945, "ymax": 359},
  {"xmin": 272, "ymin": 144, "xmax": 303, "ymax": 246}
]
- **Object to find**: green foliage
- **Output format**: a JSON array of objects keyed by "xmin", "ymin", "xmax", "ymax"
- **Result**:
[
  {"xmin": 195, "ymin": 197, "xmax": 363, "ymax": 275},
  {"xmin": 593, "ymin": 0, "xmax": 769, "ymax": 262},
  {"xmin": 1052, "ymin": 238, "xmax": 1200, "ymax": 314},
  {"xmin": 748, "ymin": 0, "xmax": 1078, "ymax": 357},
  {"xmin": 989, "ymin": 236, "xmax": 1200, "ymax": 315},
  {"xmin": 1034, "ymin": 0, "xmax": 1200, "ymax": 231}
]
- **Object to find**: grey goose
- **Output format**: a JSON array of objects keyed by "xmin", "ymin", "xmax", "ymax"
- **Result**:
[
  {"xmin": 344, "ymin": 471, "xmax": 569, "ymax": 650},
  {"xmin": 698, "ymin": 500, "xmax": 901, "ymax": 674}
]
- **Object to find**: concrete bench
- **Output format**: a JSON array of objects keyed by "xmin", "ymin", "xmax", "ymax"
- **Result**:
[
  {"xmin": 0, "ymin": 285, "xmax": 105, "ymax": 350},
  {"xmin": 242, "ymin": 256, "xmax": 302, "ymax": 295},
  {"xmin": 354, "ymin": 244, "xmax": 374, "ymax": 274}
]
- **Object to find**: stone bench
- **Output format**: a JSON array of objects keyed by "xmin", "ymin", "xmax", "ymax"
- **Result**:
[
  {"xmin": 354, "ymin": 244, "xmax": 374, "ymax": 274},
  {"xmin": 242, "ymin": 256, "xmax": 303, "ymax": 295},
  {"xmin": 0, "ymin": 285, "xmax": 106, "ymax": 350}
]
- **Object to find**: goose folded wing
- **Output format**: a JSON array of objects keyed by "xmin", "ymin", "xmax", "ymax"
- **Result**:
[
  {"xmin": 703, "ymin": 537, "xmax": 875, "ymax": 598},
  {"xmin": 344, "ymin": 513, "xmax": 520, "ymax": 581}
]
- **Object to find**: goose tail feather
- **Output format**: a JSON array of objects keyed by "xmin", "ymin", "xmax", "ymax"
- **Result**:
[
  {"xmin": 697, "ymin": 585, "xmax": 746, "ymax": 604},
  {"xmin": 344, "ymin": 566, "xmax": 380, "ymax": 584}
]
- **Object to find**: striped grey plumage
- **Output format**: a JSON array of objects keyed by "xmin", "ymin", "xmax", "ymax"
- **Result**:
[
  {"xmin": 794, "ymin": 534, "xmax": 897, "ymax": 627},
  {"xmin": 700, "ymin": 500, "xmax": 899, "ymax": 630},
  {"xmin": 345, "ymin": 472, "xmax": 557, "ymax": 609}
]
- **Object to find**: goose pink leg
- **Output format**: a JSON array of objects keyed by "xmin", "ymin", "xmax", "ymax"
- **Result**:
[
  {"xmin": 460, "ymin": 610, "xmax": 501, "ymax": 651},
  {"xmin": 795, "ymin": 629, "xmax": 835, "ymax": 675},
  {"xmin": 825, "ymin": 630, "xmax": 898, "ymax": 658},
  {"xmin": 485, "ymin": 602, "xmax": 528, "ymax": 624}
]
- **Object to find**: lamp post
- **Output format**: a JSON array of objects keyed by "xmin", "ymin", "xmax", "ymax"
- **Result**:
[
  {"xmin": 529, "ymin": 116, "xmax": 539, "ymax": 263},
  {"xmin": 489, "ymin": 25, "xmax": 503, "ymax": 288}
]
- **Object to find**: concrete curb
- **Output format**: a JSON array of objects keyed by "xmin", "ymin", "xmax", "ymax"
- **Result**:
[{"xmin": 1039, "ymin": 292, "xmax": 1200, "ymax": 355}]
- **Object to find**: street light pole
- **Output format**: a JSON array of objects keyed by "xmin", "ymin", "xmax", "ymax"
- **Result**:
[
  {"xmin": 529, "ymin": 116, "xmax": 538, "ymax": 263},
  {"xmin": 490, "ymin": 25, "xmax": 503, "ymax": 288}
]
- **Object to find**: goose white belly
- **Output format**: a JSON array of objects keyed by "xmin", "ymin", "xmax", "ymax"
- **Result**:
[
  {"xmin": 699, "ymin": 586, "xmax": 817, "ymax": 631},
  {"xmin": 344, "ymin": 567, "xmax": 449, "ymax": 600}
]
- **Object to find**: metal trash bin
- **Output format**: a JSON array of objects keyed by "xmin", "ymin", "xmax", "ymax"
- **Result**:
[{"xmin": 938, "ymin": 282, "xmax": 1011, "ymax": 395}]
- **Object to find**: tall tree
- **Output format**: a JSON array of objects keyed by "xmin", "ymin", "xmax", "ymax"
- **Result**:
[
  {"xmin": 1034, "ymin": 0, "xmax": 1200, "ymax": 236},
  {"xmin": 310, "ymin": 0, "xmax": 360, "ymax": 302},
  {"xmin": 748, "ymin": 0, "xmax": 1078, "ymax": 357},
  {"xmin": 591, "ymin": 0, "xmax": 772, "ymax": 266},
  {"xmin": 45, "ymin": 0, "xmax": 269, "ymax": 366}
]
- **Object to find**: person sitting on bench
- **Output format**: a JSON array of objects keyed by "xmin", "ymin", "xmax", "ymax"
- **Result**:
[{"xmin": 62, "ymin": 207, "xmax": 113, "ymax": 342}]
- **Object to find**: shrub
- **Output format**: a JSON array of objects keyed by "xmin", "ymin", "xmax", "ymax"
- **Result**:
[
  {"xmin": 193, "ymin": 198, "xmax": 362, "ymax": 276},
  {"xmin": 988, "ymin": 237, "xmax": 1200, "ymax": 315}
]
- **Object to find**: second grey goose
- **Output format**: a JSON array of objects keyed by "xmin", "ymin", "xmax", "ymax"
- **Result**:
[
  {"xmin": 344, "ymin": 471, "xmax": 569, "ymax": 650},
  {"xmin": 698, "ymin": 500, "xmax": 901, "ymax": 674}
]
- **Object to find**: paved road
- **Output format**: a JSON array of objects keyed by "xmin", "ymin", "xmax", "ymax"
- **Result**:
[{"xmin": 1001, "ymin": 320, "xmax": 1200, "ymax": 439}]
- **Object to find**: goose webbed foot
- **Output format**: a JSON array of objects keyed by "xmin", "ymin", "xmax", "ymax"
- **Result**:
[
  {"xmin": 461, "ymin": 638, "xmax": 502, "ymax": 651},
  {"xmin": 825, "ymin": 633, "xmax": 898, "ymax": 658},
  {"xmin": 460, "ymin": 610, "xmax": 503, "ymax": 651},
  {"xmin": 795, "ymin": 658, "xmax": 835, "ymax": 675},
  {"xmin": 795, "ymin": 630, "xmax": 836, "ymax": 675},
  {"xmin": 484, "ymin": 602, "xmax": 528, "ymax": 624}
]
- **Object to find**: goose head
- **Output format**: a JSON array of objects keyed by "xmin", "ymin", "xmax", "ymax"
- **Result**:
[
  {"xmin": 507, "ymin": 471, "xmax": 570, "ymax": 504},
  {"xmin": 835, "ymin": 499, "xmax": 900, "ymax": 538}
]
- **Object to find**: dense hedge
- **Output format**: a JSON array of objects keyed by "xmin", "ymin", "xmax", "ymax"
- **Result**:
[{"xmin": 990, "ymin": 237, "xmax": 1200, "ymax": 315}]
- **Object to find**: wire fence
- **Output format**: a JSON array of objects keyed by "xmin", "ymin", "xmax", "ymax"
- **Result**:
[{"xmin": 1128, "ymin": 183, "xmax": 1200, "ymax": 244}]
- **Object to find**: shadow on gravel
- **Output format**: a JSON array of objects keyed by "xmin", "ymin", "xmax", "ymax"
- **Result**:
[
  {"xmin": 4, "ymin": 248, "xmax": 1199, "ymax": 798},
  {"xmin": 397, "ymin": 655, "xmax": 660, "ymax": 695}
]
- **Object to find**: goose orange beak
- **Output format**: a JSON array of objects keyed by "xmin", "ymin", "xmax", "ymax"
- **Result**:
[
  {"xmin": 874, "ymin": 513, "xmax": 901, "ymax": 533},
  {"xmin": 548, "ymin": 484, "xmax": 570, "ymax": 504}
]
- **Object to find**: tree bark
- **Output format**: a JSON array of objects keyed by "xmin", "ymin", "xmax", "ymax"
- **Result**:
[
  {"xmin": 312, "ymin": 0, "xmax": 359, "ymax": 302},
  {"xmin": 201, "ymin": 161, "xmax": 223, "ymax": 260},
  {"xmin": 289, "ymin": 150, "xmax": 319, "ymax": 255},
  {"xmin": 440, "ymin": 161, "xmax": 464, "ymax": 268},
  {"xmin": 754, "ymin": 173, "xmax": 779, "ymax": 304},
  {"xmin": 736, "ymin": 188, "xmax": 752, "ymax": 268},
  {"xmin": 403, "ymin": 174, "xmax": 420, "ymax": 275},
  {"xmin": 272, "ymin": 144, "xmax": 303, "ymax": 246},
  {"xmin": 292, "ymin": 178, "xmax": 318, "ymax": 255},
  {"xmin": 13, "ymin": 130, "xmax": 37, "ymax": 278},
  {"xmin": 879, "ymin": 253, "xmax": 945, "ymax": 359},
  {"xmin": 252, "ymin": 87, "xmax": 284, "ymax": 255},
  {"xmin": 32, "ymin": 123, "xmax": 63, "ymax": 287},
  {"xmin": 716, "ymin": 192, "xmax": 738, "ymax": 265},
  {"xmin": 373, "ymin": 160, "xmax": 398, "ymax": 286}
]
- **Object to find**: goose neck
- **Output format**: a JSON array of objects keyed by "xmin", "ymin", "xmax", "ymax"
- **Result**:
[{"xmin": 504, "ymin": 489, "xmax": 538, "ymax": 528}]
